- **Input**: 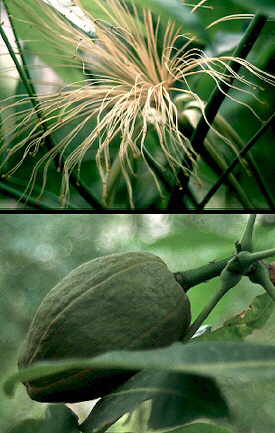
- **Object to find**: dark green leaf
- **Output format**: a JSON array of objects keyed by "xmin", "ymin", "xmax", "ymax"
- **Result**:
[
  {"xmin": 81, "ymin": 370, "xmax": 157, "ymax": 433},
  {"xmin": 81, "ymin": 370, "xmax": 229, "ymax": 433},
  {"xmin": 132, "ymin": 0, "xmax": 208, "ymax": 41},
  {"xmin": 148, "ymin": 373, "xmax": 228, "ymax": 430},
  {"xmin": 231, "ymin": 0, "xmax": 275, "ymax": 17}
]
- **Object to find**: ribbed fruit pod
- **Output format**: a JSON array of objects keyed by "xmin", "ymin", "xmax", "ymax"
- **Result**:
[{"xmin": 18, "ymin": 252, "xmax": 191, "ymax": 403}]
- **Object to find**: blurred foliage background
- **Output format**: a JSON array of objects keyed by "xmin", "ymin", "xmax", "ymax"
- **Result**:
[
  {"xmin": 0, "ymin": 0, "xmax": 274, "ymax": 209},
  {"xmin": 1, "ymin": 212, "xmax": 275, "ymax": 432}
]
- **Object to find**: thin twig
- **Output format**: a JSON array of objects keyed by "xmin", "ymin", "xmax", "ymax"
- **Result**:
[
  {"xmin": 168, "ymin": 13, "xmax": 267, "ymax": 209},
  {"xmin": 198, "ymin": 112, "xmax": 275, "ymax": 209},
  {"xmin": 216, "ymin": 115, "xmax": 275, "ymax": 208}
]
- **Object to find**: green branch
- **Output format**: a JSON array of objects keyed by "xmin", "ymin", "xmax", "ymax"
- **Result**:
[
  {"xmin": 238, "ymin": 214, "xmax": 256, "ymax": 252},
  {"xmin": 183, "ymin": 280, "xmax": 234, "ymax": 341}
]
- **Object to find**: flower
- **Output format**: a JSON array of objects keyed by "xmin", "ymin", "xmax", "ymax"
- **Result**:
[{"xmin": 0, "ymin": 0, "xmax": 274, "ymax": 207}]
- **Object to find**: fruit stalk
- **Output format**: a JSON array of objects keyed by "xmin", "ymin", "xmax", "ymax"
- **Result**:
[{"xmin": 174, "ymin": 256, "xmax": 233, "ymax": 291}]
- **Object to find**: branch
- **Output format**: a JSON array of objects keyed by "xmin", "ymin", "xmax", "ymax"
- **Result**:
[
  {"xmin": 198, "ymin": 112, "xmax": 275, "ymax": 209},
  {"xmin": 168, "ymin": 13, "xmax": 267, "ymax": 209}
]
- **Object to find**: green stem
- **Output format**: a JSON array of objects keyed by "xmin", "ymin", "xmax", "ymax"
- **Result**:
[
  {"xmin": 0, "ymin": 6, "xmax": 104, "ymax": 210},
  {"xmin": 198, "ymin": 112, "xmax": 275, "ymax": 208},
  {"xmin": 175, "ymin": 247, "xmax": 275, "ymax": 293},
  {"xmin": 174, "ymin": 256, "xmax": 233, "ymax": 292},
  {"xmin": 183, "ymin": 282, "xmax": 233, "ymax": 341},
  {"xmin": 239, "ymin": 214, "xmax": 256, "ymax": 252},
  {"xmin": 169, "ymin": 13, "xmax": 267, "ymax": 209},
  {"xmin": 184, "ymin": 261, "xmax": 243, "ymax": 342},
  {"xmin": 248, "ymin": 248, "xmax": 275, "ymax": 263}
]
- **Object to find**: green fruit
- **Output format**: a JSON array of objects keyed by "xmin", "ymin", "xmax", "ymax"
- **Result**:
[{"xmin": 18, "ymin": 252, "xmax": 191, "ymax": 403}]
